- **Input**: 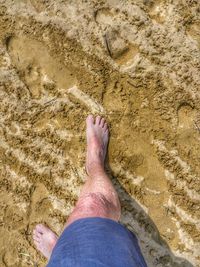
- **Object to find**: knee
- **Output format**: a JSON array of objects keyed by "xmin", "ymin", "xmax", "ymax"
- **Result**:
[
  {"xmin": 76, "ymin": 192, "xmax": 121, "ymax": 220},
  {"xmin": 77, "ymin": 192, "xmax": 109, "ymax": 211}
]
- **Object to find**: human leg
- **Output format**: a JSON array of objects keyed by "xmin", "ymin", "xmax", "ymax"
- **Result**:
[
  {"xmin": 33, "ymin": 114, "xmax": 121, "ymax": 259},
  {"xmin": 65, "ymin": 115, "xmax": 121, "ymax": 227}
]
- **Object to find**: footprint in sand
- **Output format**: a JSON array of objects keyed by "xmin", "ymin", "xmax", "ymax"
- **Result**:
[
  {"xmin": 104, "ymin": 29, "xmax": 139, "ymax": 66},
  {"xmin": 6, "ymin": 35, "xmax": 77, "ymax": 131},
  {"xmin": 95, "ymin": 8, "xmax": 139, "ymax": 67},
  {"xmin": 6, "ymin": 35, "xmax": 76, "ymax": 99}
]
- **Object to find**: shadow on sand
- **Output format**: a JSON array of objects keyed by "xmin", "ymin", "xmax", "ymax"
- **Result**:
[{"xmin": 106, "ymin": 164, "xmax": 194, "ymax": 267}]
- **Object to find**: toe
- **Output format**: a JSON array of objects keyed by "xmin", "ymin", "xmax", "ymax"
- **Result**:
[
  {"xmin": 33, "ymin": 234, "xmax": 41, "ymax": 242},
  {"xmin": 103, "ymin": 122, "xmax": 108, "ymax": 131},
  {"xmin": 95, "ymin": 115, "xmax": 101, "ymax": 125},
  {"xmin": 100, "ymin": 118, "xmax": 105, "ymax": 127},
  {"xmin": 35, "ymin": 241, "xmax": 43, "ymax": 252},
  {"xmin": 33, "ymin": 229, "xmax": 42, "ymax": 238},
  {"xmin": 33, "ymin": 238, "xmax": 40, "ymax": 246},
  {"xmin": 86, "ymin": 115, "xmax": 94, "ymax": 125},
  {"xmin": 36, "ymin": 224, "xmax": 47, "ymax": 234}
]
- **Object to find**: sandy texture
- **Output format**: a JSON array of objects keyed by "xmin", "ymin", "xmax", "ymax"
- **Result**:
[{"xmin": 0, "ymin": 0, "xmax": 200, "ymax": 266}]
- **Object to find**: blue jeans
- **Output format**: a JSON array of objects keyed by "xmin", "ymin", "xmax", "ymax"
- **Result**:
[{"xmin": 47, "ymin": 217, "xmax": 147, "ymax": 267}]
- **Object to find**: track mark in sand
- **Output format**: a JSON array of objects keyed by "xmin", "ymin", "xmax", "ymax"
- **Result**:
[
  {"xmin": 165, "ymin": 170, "xmax": 200, "ymax": 201},
  {"xmin": 5, "ymin": 125, "xmax": 67, "ymax": 168},
  {"xmin": 5, "ymin": 35, "xmax": 104, "ymax": 125},
  {"xmin": 4, "ymin": 36, "xmax": 89, "ymax": 134},
  {"xmin": 95, "ymin": 6, "xmax": 154, "ymax": 74},
  {"xmin": 0, "ymin": 128, "xmax": 70, "ymax": 190},
  {"xmin": 152, "ymin": 139, "xmax": 200, "ymax": 250},
  {"xmin": 95, "ymin": 8, "xmax": 139, "ymax": 67},
  {"xmin": 68, "ymin": 85, "xmax": 104, "ymax": 113},
  {"xmin": 0, "ymin": 92, "xmax": 79, "ymax": 144},
  {"xmin": 0, "ymin": 115, "xmax": 83, "ymax": 197},
  {"xmin": 167, "ymin": 197, "xmax": 200, "ymax": 231},
  {"xmin": 6, "ymin": 35, "xmax": 76, "ymax": 98},
  {"xmin": 152, "ymin": 139, "xmax": 200, "ymax": 199},
  {"xmin": 174, "ymin": 218, "xmax": 200, "ymax": 259},
  {"xmin": 0, "ymin": 122, "xmax": 73, "ymax": 184},
  {"xmin": 0, "ymin": 138, "xmax": 48, "ymax": 175},
  {"xmin": 0, "ymin": 89, "xmax": 79, "ymax": 141},
  {"xmin": 104, "ymin": 29, "xmax": 139, "ymax": 67},
  {"xmin": 152, "ymin": 139, "xmax": 193, "ymax": 175}
]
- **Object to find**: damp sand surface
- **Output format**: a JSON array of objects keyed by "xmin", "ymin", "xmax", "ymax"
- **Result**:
[{"xmin": 0, "ymin": 1, "xmax": 200, "ymax": 266}]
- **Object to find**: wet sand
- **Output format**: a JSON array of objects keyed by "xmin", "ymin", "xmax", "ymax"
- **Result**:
[{"xmin": 0, "ymin": 1, "xmax": 200, "ymax": 266}]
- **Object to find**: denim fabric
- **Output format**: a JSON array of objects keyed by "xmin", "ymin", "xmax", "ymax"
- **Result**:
[{"xmin": 47, "ymin": 217, "xmax": 147, "ymax": 267}]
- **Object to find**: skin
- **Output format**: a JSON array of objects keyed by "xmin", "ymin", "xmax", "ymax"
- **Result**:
[
  {"xmin": 33, "ymin": 115, "xmax": 121, "ymax": 260},
  {"xmin": 33, "ymin": 224, "xmax": 58, "ymax": 259}
]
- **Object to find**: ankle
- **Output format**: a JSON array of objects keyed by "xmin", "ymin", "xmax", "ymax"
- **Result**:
[{"xmin": 87, "ymin": 162, "xmax": 106, "ymax": 177}]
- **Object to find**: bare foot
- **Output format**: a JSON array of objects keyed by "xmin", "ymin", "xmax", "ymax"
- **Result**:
[
  {"xmin": 33, "ymin": 224, "xmax": 58, "ymax": 259},
  {"xmin": 86, "ymin": 115, "xmax": 109, "ymax": 177}
]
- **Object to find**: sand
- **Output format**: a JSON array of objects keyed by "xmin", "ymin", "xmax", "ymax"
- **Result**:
[{"xmin": 0, "ymin": 0, "xmax": 200, "ymax": 266}]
